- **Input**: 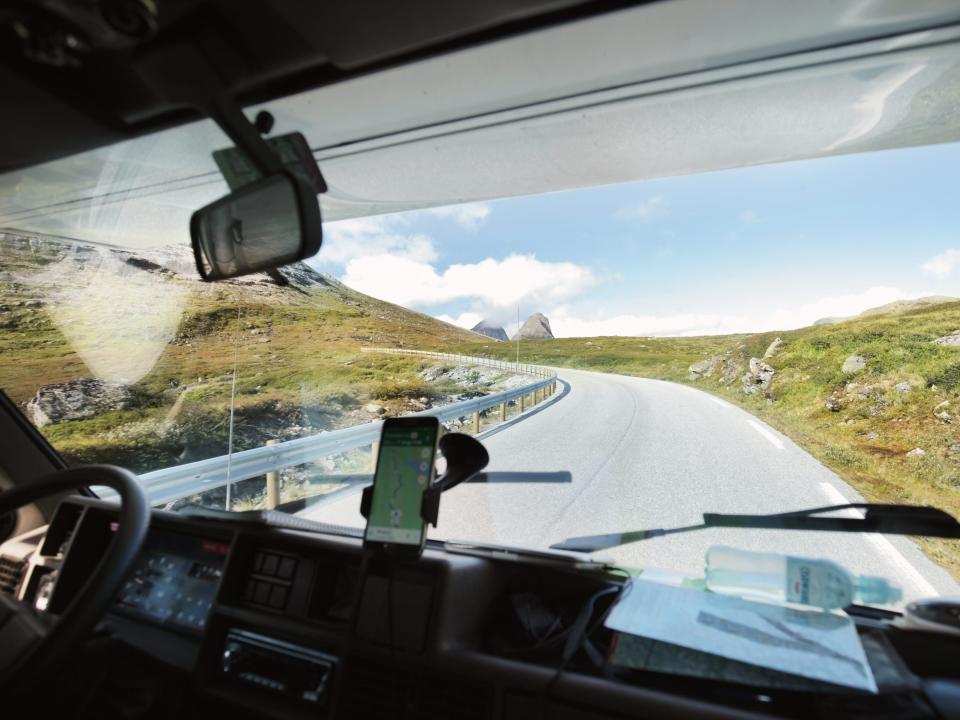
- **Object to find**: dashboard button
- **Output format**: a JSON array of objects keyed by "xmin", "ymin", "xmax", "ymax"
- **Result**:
[
  {"xmin": 269, "ymin": 584, "xmax": 288, "ymax": 609},
  {"xmin": 277, "ymin": 556, "xmax": 297, "ymax": 580},
  {"xmin": 261, "ymin": 554, "xmax": 279, "ymax": 576},
  {"xmin": 253, "ymin": 581, "xmax": 271, "ymax": 605}
]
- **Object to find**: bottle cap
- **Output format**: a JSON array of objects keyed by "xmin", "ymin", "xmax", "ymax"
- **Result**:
[{"xmin": 854, "ymin": 575, "xmax": 902, "ymax": 604}]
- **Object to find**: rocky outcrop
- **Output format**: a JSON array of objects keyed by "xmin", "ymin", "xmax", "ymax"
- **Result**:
[
  {"xmin": 842, "ymin": 354, "xmax": 866, "ymax": 373},
  {"xmin": 933, "ymin": 332, "xmax": 960, "ymax": 346},
  {"xmin": 471, "ymin": 319, "xmax": 508, "ymax": 341},
  {"xmin": 513, "ymin": 313, "xmax": 553, "ymax": 340},
  {"xmin": 741, "ymin": 358, "xmax": 775, "ymax": 395},
  {"xmin": 688, "ymin": 349, "xmax": 746, "ymax": 385},
  {"xmin": 27, "ymin": 379, "xmax": 138, "ymax": 427},
  {"xmin": 688, "ymin": 358, "xmax": 717, "ymax": 381}
]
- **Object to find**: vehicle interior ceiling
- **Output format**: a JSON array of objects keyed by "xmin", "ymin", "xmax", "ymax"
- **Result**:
[{"xmin": 3, "ymin": 1, "xmax": 960, "ymax": 719}]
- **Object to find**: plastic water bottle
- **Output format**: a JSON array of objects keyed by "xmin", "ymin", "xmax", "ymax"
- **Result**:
[{"xmin": 705, "ymin": 545, "xmax": 902, "ymax": 609}]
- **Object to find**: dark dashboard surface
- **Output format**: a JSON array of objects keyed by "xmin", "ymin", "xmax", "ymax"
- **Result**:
[{"xmin": 14, "ymin": 497, "xmax": 960, "ymax": 720}]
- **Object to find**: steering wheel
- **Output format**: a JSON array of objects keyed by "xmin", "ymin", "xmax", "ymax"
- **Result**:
[{"xmin": 0, "ymin": 465, "xmax": 150, "ymax": 693}]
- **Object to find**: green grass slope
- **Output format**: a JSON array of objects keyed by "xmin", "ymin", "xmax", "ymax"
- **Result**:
[{"xmin": 0, "ymin": 231, "xmax": 487, "ymax": 473}]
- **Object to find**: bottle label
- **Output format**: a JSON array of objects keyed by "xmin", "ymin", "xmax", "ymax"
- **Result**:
[{"xmin": 785, "ymin": 558, "xmax": 851, "ymax": 608}]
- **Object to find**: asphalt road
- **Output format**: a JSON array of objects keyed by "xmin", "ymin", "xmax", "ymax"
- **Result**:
[{"xmin": 308, "ymin": 367, "xmax": 959, "ymax": 605}]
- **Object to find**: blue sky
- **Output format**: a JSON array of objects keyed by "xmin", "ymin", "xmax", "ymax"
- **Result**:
[{"xmin": 311, "ymin": 142, "xmax": 960, "ymax": 337}]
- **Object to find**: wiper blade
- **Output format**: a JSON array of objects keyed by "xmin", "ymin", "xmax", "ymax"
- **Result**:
[{"xmin": 550, "ymin": 503, "xmax": 960, "ymax": 553}]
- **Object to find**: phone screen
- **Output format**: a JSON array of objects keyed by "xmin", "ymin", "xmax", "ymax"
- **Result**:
[{"xmin": 364, "ymin": 419, "xmax": 439, "ymax": 546}]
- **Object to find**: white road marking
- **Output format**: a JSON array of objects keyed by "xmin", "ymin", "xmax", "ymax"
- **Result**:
[
  {"xmin": 818, "ymin": 482, "xmax": 938, "ymax": 598},
  {"xmin": 706, "ymin": 395, "xmax": 732, "ymax": 408},
  {"xmin": 747, "ymin": 420, "xmax": 784, "ymax": 449}
]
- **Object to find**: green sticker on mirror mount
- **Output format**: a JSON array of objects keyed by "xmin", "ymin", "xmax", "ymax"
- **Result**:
[{"xmin": 213, "ymin": 132, "xmax": 327, "ymax": 195}]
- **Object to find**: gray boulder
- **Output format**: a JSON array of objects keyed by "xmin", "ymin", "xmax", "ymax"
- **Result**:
[
  {"xmin": 933, "ymin": 333, "xmax": 960, "ymax": 346},
  {"xmin": 842, "ymin": 354, "xmax": 866, "ymax": 373},
  {"xmin": 689, "ymin": 357, "xmax": 719, "ymax": 381},
  {"xmin": 894, "ymin": 381, "xmax": 911, "ymax": 394},
  {"xmin": 762, "ymin": 337, "xmax": 784, "ymax": 360},
  {"xmin": 513, "ymin": 313, "xmax": 554, "ymax": 340},
  {"xmin": 27, "ymin": 379, "xmax": 137, "ymax": 427},
  {"xmin": 741, "ymin": 357, "xmax": 775, "ymax": 395},
  {"xmin": 471, "ymin": 319, "xmax": 509, "ymax": 342}
]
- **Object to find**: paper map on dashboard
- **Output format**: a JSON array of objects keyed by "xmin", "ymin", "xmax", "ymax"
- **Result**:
[{"xmin": 605, "ymin": 579, "xmax": 877, "ymax": 693}]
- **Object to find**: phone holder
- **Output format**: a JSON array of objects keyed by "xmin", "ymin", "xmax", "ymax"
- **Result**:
[{"xmin": 359, "ymin": 432, "xmax": 489, "ymax": 528}]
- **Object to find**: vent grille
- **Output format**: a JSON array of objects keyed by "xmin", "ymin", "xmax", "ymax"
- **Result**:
[
  {"xmin": 338, "ymin": 657, "xmax": 492, "ymax": 720},
  {"xmin": 0, "ymin": 555, "xmax": 26, "ymax": 596}
]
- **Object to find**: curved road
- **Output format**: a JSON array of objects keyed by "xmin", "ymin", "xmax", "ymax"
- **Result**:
[{"xmin": 309, "ymin": 367, "xmax": 960, "ymax": 604}]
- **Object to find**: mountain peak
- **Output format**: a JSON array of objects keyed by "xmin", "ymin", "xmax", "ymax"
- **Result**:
[
  {"xmin": 471, "ymin": 319, "xmax": 508, "ymax": 341},
  {"xmin": 513, "ymin": 312, "xmax": 554, "ymax": 340}
]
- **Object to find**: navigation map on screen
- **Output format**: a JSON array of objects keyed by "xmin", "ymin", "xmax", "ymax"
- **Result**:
[{"xmin": 365, "ymin": 423, "xmax": 437, "ymax": 545}]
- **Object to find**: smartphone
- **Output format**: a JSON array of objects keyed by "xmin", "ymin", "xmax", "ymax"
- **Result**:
[{"xmin": 363, "ymin": 416, "xmax": 440, "ymax": 553}]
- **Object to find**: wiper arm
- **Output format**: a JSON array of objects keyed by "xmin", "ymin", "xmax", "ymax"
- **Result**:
[{"xmin": 550, "ymin": 503, "xmax": 960, "ymax": 553}]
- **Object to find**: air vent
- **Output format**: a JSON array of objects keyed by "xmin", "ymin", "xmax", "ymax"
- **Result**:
[
  {"xmin": 338, "ymin": 657, "xmax": 492, "ymax": 719},
  {"xmin": 0, "ymin": 555, "xmax": 26, "ymax": 596}
]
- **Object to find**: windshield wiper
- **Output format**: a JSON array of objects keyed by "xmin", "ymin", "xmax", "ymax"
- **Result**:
[{"xmin": 550, "ymin": 503, "xmax": 960, "ymax": 553}]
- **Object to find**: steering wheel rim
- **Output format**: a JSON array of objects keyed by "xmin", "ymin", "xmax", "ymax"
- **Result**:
[{"xmin": 0, "ymin": 465, "xmax": 150, "ymax": 692}]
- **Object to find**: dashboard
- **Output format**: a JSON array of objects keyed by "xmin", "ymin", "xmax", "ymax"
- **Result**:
[
  {"xmin": 112, "ymin": 529, "xmax": 229, "ymax": 633},
  {"xmin": 6, "ymin": 496, "xmax": 960, "ymax": 720}
]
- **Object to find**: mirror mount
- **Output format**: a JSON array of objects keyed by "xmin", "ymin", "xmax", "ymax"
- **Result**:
[
  {"xmin": 207, "ymin": 95, "xmax": 283, "ymax": 177},
  {"xmin": 190, "ymin": 93, "xmax": 323, "ymax": 281}
]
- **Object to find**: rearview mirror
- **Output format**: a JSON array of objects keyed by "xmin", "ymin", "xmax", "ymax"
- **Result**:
[{"xmin": 190, "ymin": 171, "xmax": 322, "ymax": 281}]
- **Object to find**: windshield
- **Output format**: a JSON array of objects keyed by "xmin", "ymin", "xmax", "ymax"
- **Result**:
[{"xmin": 2, "ymin": 123, "xmax": 960, "ymax": 611}]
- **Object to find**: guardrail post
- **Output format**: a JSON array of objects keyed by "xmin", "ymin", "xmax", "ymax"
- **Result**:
[
  {"xmin": 265, "ymin": 439, "xmax": 279, "ymax": 510},
  {"xmin": 519, "ymin": 394, "xmax": 525, "ymax": 412},
  {"xmin": 371, "ymin": 439, "xmax": 380, "ymax": 471},
  {"xmin": 472, "ymin": 411, "xmax": 480, "ymax": 434},
  {"xmin": 499, "ymin": 402, "xmax": 506, "ymax": 421}
]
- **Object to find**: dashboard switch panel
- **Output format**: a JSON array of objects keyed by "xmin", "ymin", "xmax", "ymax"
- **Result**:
[{"xmin": 221, "ymin": 629, "xmax": 337, "ymax": 705}]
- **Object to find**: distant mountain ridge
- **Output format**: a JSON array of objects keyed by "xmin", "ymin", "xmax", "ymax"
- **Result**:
[
  {"xmin": 471, "ymin": 319, "xmax": 508, "ymax": 341},
  {"xmin": 814, "ymin": 296, "xmax": 957, "ymax": 326}
]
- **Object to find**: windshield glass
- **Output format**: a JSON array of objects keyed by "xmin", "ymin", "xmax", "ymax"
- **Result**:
[{"xmin": 2, "ymin": 122, "xmax": 959, "ymax": 611}]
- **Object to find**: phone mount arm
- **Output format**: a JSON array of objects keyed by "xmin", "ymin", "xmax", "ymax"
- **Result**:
[{"xmin": 359, "ymin": 432, "xmax": 489, "ymax": 528}]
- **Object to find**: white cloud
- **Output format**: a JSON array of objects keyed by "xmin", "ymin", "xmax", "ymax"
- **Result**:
[
  {"xmin": 423, "ymin": 202, "xmax": 491, "ymax": 232},
  {"xmin": 319, "ymin": 216, "xmax": 437, "ymax": 265},
  {"xmin": 550, "ymin": 308, "xmax": 753, "ymax": 337},
  {"xmin": 616, "ymin": 194, "xmax": 666, "ymax": 221},
  {"xmin": 921, "ymin": 249, "xmax": 960, "ymax": 277},
  {"xmin": 435, "ymin": 312, "xmax": 483, "ymax": 329},
  {"xmin": 739, "ymin": 210, "xmax": 760, "ymax": 224},
  {"xmin": 546, "ymin": 285, "xmax": 930, "ymax": 338},
  {"xmin": 341, "ymin": 253, "xmax": 596, "ymax": 311}
]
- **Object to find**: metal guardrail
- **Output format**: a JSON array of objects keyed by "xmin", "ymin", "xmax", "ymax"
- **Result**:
[
  {"xmin": 361, "ymin": 348, "xmax": 556, "ymax": 378},
  {"xmin": 124, "ymin": 354, "xmax": 558, "ymax": 506}
]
